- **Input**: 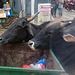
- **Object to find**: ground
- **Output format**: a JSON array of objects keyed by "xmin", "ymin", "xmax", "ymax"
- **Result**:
[{"xmin": 54, "ymin": 8, "xmax": 75, "ymax": 21}]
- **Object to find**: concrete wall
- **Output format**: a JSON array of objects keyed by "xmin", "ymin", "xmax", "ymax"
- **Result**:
[
  {"xmin": 34, "ymin": 0, "xmax": 51, "ymax": 13},
  {"xmin": 12, "ymin": 0, "xmax": 51, "ymax": 16},
  {"xmin": 25, "ymin": 0, "xmax": 31, "ymax": 16},
  {"xmin": 12, "ymin": 0, "xmax": 21, "ymax": 15}
]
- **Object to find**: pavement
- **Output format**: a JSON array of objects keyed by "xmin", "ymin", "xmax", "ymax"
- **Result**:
[
  {"xmin": 0, "ymin": 29, "xmax": 7, "ymax": 35},
  {"xmin": 53, "ymin": 8, "xmax": 75, "ymax": 21}
]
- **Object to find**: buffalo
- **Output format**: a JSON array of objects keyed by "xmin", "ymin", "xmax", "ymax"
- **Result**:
[
  {"xmin": 28, "ymin": 18, "xmax": 75, "ymax": 75},
  {"xmin": 0, "ymin": 12, "xmax": 51, "ymax": 45}
]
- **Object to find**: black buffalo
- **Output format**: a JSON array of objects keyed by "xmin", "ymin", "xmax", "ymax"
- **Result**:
[
  {"xmin": 0, "ymin": 12, "xmax": 51, "ymax": 45},
  {"xmin": 28, "ymin": 18, "xmax": 75, "ymax": 75}
]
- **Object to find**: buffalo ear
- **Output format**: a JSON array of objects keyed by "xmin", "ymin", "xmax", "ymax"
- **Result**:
[{"xmin": 63, "ymin": 34, "xmax": 75, "ymax": 42}]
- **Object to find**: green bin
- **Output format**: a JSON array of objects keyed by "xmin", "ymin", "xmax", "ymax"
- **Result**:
[{"xmin": 0, "ymin": 43, "xmax": 66, "ymax": 75}]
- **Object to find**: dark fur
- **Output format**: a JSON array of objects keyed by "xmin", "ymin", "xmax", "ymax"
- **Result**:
[{"xmin": 28, "ymin": 18, "xmax": 75, "ymax": 75}]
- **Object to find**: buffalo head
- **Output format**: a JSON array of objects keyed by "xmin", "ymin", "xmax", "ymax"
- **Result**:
[
  {"xmin": 0, "ymin": 12, "xmax": 40, "ymax": 45},
  {"xmin": 28, "ymin": 20, "xmax": 72, "ymax": 50}
]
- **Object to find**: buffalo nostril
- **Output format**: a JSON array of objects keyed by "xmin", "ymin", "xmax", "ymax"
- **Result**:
[
  {"xmin": 28, "ymin": 40, "xmax": 34, "ymax": 46},
  {"xmin": 28, "ymin": 40, "xmax": 35, "ymax": 50},
  {"xmin": 29, "ymin": 42, "xmax": 33, "ymax": 46},
  {"xmin": 0, "ymin": 37, "xmax": 2, "ymax": 41}
]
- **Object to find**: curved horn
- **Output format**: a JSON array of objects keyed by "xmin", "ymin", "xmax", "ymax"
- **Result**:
[
  {"xmin": 60, "ymin": 21, "xmax": 72, "ymax": 28},
  {"xmin": 27, "ymin": 12, "xmax": 40, "ymax": 22}
]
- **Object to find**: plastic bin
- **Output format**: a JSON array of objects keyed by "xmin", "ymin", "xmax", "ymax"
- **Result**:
[{"xmin": 0, "ymin": 43, "xmax": 65, "ymax": 75}]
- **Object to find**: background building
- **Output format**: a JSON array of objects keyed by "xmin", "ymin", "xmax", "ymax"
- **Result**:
[{"xmin": 12, "ymin": 0, "xmax": 51, "ymax": 17}]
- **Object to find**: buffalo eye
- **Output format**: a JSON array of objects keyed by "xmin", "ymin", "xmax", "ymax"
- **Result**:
[
  {"xmin": 17, "ymin": 25, "xmax": 22, "ymax": 28},
  {"xmin": 22, "ymin": 22, "xmax": 28, "ymax": 28},
  {"xmin": 17, "ymin": 25, "xmax": 28, "ymax": 28},
  {"xmin": 17, "ymin": 22, "xmax": 28, "ymax": 28},
  {"xmin": 45, "ymin": 31, "xmax": 52, "ymax": 35},
  {"xmin": 22, "ymin": 22, "xmax": 25, "ymax": 26}
]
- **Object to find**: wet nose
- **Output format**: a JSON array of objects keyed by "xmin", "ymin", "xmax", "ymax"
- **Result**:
[
  {"xmin": 0, "ymin": 37, "xmax": 2, "ymax": 42},
  {"xmin": 28, "ymin": 40, "xmax": 34, "ymax": 46}
]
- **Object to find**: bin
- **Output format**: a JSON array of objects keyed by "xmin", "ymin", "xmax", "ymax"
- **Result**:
[{"xmin": 0, "ymin": 43, "xmax": 66, "ymax": 75}]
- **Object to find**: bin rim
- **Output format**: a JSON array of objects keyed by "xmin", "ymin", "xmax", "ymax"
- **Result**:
[{"xmin": 0, "ymin": 66, "xmax": 65, "ymax": 73}]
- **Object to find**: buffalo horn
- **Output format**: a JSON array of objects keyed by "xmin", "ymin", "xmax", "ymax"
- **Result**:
[
  {"xmin": 27, "ymin": 12, "xmax": 40, "ymax": 22},
  {"xmin": 60, "ymin": 21, "xmax": 72, "ymax": 28}
]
